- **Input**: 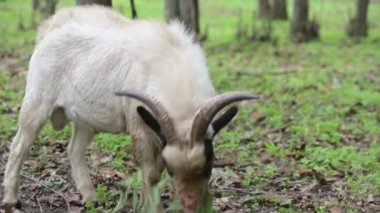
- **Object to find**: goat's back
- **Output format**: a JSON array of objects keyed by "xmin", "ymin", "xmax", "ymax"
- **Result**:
[
  {"xmin": 27, "ymin": 6, "xmax": 215, "ymax": 134},
  {"xmin": 37, "ymin": 5, "xmax": 130, "ymax": 44}
]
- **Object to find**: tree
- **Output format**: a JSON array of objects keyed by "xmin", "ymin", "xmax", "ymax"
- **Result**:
[
  {"xmin": 31, "ymin": 0, "xmax": 41, "ymax": 27},
  {"xmin": 76, "ymin": 0, "xmax": 112, "ymax": 7},
  {"xmin": 130, "ymin": 0, "xmax": 137, "ymax": 19},
  {"xmin": 45, "ymin": 0, "xmax": 58, "ymax": 16},
  {"xmin": 258, "ymin": 0, "xmax": 271, "ymax": 19},
  {"xmin": 165, "ymin": 0, "xmax": 199, "ymax": 35},
  {"xmin": 346, "ymin": 0, "xmax": 369, "ymax": 37},
  {"xmin": 30, "ymin": 0, "xmax": 58, "ymax": 25},
  {"xmin": 290, "ymin": 0, "xmax": 319, "ymax": 43},
  {"xmin": 272, "ymin": 0, "xmax": 287, "ymax": 20},
  {"xmin": 258, "ymin": 0, "xmax": 287, "ymax": 20}
]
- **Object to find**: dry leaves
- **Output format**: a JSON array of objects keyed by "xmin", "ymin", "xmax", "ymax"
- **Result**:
[{"xmin": 329, "ymin": 206, "xmax": 343, "ymax": 213}]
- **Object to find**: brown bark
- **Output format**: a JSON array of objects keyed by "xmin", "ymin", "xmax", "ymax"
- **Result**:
[
  {"xmin": 164, "ymin": 0, "xmax": 179, "ymax": 21},
  {"xmin": 272, "ymin": 0, "xmax": 287, "ymax": 20},
  {"xmin": 45, "ymin": 0, "xmax": 58, "ymax": 16},
  {"xmin": 32, "ymin": 0, "xmax": 40, "ymax": 10},
  {"xmin": 258, "ymin": 0, "xmax": 271, "ymax": 19},
  {"xmin": 290, "ymin": 0, "xmax": 319, "ymax": 43},
  {"xmin": 193, "ymin": 0, "xmax": 200, "ymax": 34},
  {"xmin": 130, "ymin": 0, "xmax": 137, "ymax": 19},
  {"xmin": 31, "ymin": 0, "xmax": 40, "ymax": 27},
  {"xmin": 76, "ymin": 0, "xmax": 112, "ymax": 7},
  {"xmin": 164, "ymin": 0, "xmax": 200, "ymax": 35},
  {"xmin": 346, "ymin": 0, "xmax": 369, "ymax": 37},
  {"xmin": 30, "ymin": 0, "xmax": 57, "ymax": 26}
]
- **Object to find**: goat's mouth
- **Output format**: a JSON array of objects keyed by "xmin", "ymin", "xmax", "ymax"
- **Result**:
[{"xmin": 180, "ymin": 195, "xmax": 201, "ymax": 213}]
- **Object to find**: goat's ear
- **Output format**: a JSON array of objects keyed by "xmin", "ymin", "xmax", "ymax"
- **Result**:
[
  {"xmin": 137, "ymin": 106, "xmax": 167, "ymax": 145},
  {"xmin": 137, "ymin": 106, "xmax": 160, "ymax": 133},
  {"xmin": 210, "ymin": 106, "xmax": 238, "ymax": 137}
]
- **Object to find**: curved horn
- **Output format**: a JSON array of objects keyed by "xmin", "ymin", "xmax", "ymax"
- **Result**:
[
  {"xmin": 115, "ymin": 91, "xmax": 178, "ymax": 143},
  {"xmin": 190, "ymin": 91, "xmax": 258, "ymax": 145}
]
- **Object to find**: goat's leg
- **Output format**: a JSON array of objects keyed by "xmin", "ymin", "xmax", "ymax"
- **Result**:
[
  {"xmin": 132, "ymin": 133, "xmax": 164, "ymax": 212},
  {"xmin": 68, "ymin": 123, "xmax": 96, "ymax": 203},
  {"xmin": 3, "ymin": 101, "xmax": 50, "ymax": 207},
  {"xmin": 141, "ymin": 163, "xmax": 164, "ymax": 212}
]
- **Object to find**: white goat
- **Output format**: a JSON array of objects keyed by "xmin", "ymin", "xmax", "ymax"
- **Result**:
[{"xmin": 2, "ymin": 6, "xmax": 256, "ymax": 213}]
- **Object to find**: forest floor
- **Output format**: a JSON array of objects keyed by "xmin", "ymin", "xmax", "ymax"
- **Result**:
[{"xmin": 1, "ymin": 0, "xmax": 380, "ymax": 212}]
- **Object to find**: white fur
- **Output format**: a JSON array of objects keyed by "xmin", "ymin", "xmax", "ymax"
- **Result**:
[
  {"xmin": 2, "ymin": 6, "xmax": 216, "ymax": 210},
  {"xmin": 162, "ymin": 144, "xmax": 206, "ymax": 173}
]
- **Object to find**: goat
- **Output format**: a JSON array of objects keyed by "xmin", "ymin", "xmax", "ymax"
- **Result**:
[{"xmin": 2, "ymin": 6, "xmax": 257, "ymax": 213}]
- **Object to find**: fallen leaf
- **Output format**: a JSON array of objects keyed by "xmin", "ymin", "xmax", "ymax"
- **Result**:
[
  {"xmin": 215, "ymin": 150, "xmax": 238, "ymax": 167},
  {"xmin": 300, "ymin": 183, "xmax": 315, "ymax": 193},
  {"xmin": 329, "ymin": 206, "xmax": 343, "ymax": 213},
  {"xmin": 101, "ymin": 167, "xmax": 127, "ymax": 179},
  {"xmin": 285, "ymin": 150, "xmax": 298, "ymax": 158},
  {"xmin": 92, "ymin": 174, "xmax": 104, "ymax": 186},
  {"xmin": 264, "ymin": 191, "xmax": 290, "ymax": 203},
  {"xmin": 299, "ymin": 169, "xmax": 314, "ymax": 177},
  {"xmin": 68, "ymin": 193, "xmax": 81, "ymax": 206},
  {"xmin": 114, "ymin": 171, "xmax": 128, "ymax": 179},
  {"xmin": 23, "ymin": 159, "xmax": 42, "ymax": 169},
  {"xmin": 68, "ymin": 206, "xmax": 84, "ymax": 213},
  {"xmin": 39, "ymin": 195, "xmax": 59, "ymax": 205},
  {"xmin": 251, "ymin": 112, "xmax": 265, "ymax": 123},
  {"xmin": 258, "ymin": 152, "xmax": 273, "ymax": 164},
  {"xmin": 299, "ymin": 168, "xmax": 327, "ymax": 185},
  {"xmin": 367, "ymin": 194, "xmax": 374, "ymax": 203},
  {"xmin": 100, "ymin": 155, "xmax": 113, "ymax": 164}
]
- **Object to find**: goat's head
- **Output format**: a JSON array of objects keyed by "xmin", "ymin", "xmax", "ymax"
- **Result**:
[{"xmin": 116, "ymin": 91, "xmax": 257, "ymax": 212}]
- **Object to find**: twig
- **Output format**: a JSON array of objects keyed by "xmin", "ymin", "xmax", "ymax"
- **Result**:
[
  {"xmin": 211, "ymin": 175, "xmax": 263, "ymax": 196},
  {"xmin": 231, "ymin": 187, "xmax": 263, "ymax": 195},
  {"xmin": 240, "ymin": 162, "xmax": 257, "ymax": 168},
  {"xmin": 213, "ymin": 162, "xmax": 235, "ymax": 168},
  {"xmin": 0, "ymin": 158, "xmax": 6, "ymax": 165},
  {"xmin": 217, "ymin": 187, "xmax": 263, "ymax": 196},
  {"xmin": 235, "ymin": 68, "xmax": 298, "ymax": 77},
  {"xmin": 20, "ymin": 173, "xmax": 71, "ymax": 212},
  {"xmin": 262, "ymin": 123, "xmax": 291, "ymax": 134},
  {"xmin": 328, "ymin": 163, "xmax": 346, "ymax": 177},
  {"xmin": 214, "ymin": 162, "xmax": 257, "ymax": 169},
  {"xmin": 37, "ymin": 197, "xmax": 43, "ymax": 213}
]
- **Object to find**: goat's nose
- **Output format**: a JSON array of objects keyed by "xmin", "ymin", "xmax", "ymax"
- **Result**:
[{"xmin": 181, "ymin": 196, "xmax": 199, "ymax": 211}]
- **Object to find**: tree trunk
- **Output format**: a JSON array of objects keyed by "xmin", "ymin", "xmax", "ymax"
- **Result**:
[
  {"xmin": 45, "ymin": 0, "xmax": 58, "ymax": 16},
  {"xmin": 258, "ymin": 0, "xmax": 271, "ymax": 19},
  {"xmin": 346, "ymin": 0, "xmax": 369, "ymax": 37},
  {"xmin": 32, "ymin": 0, "xmax": 40, "ymax": 11},
  {"xmin": 76, "ymin": 0, "xmax": 112, "ymax": 7},
  {"xmin": 164, "ymin": 0, "xmax": 200, "ymax": 35},
  {"xmin": 272, "ymin": 0, "xmax": 287, "ymax": 20},
  {"xmin": 31, "ymin": 0, "xmax": 40, "ymax": 27},
  {"xmin": 29, "ymin": 0, "xmax": 57, "ymax": 26},
  {"xmin": 130, "ymin": 0, "xmax": 137, "ymax": 19},
  {"xmin": 290, "ymin": 0, "xmax": 319, "ymax": 42},
  {"xmin": 164, "ymin": 0, "xmax": 179, "ymax": 21},
  {"xmin": 38, "ymin": 0, "xmax": 58, "ymax": 19}
]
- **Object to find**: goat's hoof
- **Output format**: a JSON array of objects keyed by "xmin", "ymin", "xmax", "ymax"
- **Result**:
[{"xmin": 2, "ymin": 200, "xmax": 21, "ymax": 213}]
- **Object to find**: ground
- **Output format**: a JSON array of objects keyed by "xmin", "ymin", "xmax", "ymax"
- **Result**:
[{"xmin": 0, "ymin": 0, "xmax": 380, "ymax": 212}]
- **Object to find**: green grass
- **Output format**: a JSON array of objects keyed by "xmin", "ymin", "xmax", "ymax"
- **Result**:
[{"xmin": 1, "ymin": 0, "xmax": 380, "ymax": 211}]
